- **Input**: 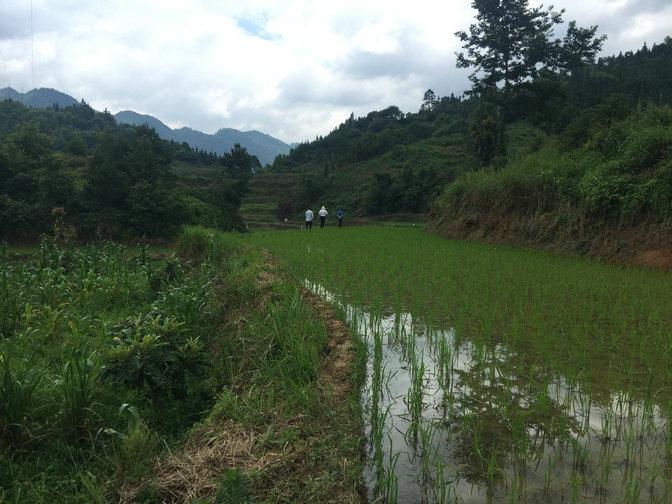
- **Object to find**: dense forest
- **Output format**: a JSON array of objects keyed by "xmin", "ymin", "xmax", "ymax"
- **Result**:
[
  {"xmin": 266, "ymin": 26, "xmax": 672, "ymax": 224},
  {"xmin": 0, "ymin": 99, "xmax": 259, "ymax": 239}
]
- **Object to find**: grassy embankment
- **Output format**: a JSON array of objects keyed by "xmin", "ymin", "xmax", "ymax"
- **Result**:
[
  {"xmin": 252, "ymin": 226, "xmax": 672, "ymax": 502},
  {"xmin": 0, "ymin": 229, "xmax": 363, "ymax": 503},
  {"xmin": 430, "ymin": 106, "xmax": 672, "ymax": 266}
]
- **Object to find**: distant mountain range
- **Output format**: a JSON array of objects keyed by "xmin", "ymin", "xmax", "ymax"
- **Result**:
[
  {"xmin": 114, "ymin": 110, "xmax": 291, "ymax": 165},
  {"xmin": 0, "ymin": 87, "xmax": 292, "ymax": 165}
]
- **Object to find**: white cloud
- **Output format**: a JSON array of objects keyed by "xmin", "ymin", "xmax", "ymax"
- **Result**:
[{"xmin": 1, "ymin": 0, "xmax": 670, "ymax": 143}]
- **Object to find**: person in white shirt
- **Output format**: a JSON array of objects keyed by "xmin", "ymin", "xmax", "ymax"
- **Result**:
[
  {"xmin": 305, "ymin": 208, "xmax": 314, "ymax": 230},
  {"xmin": 318, "ymin": 206, "xmax": 328, "ymax": 228}
]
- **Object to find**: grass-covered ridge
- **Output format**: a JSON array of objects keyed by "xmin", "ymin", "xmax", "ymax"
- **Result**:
[{"xmin": 0, "ymin": 228, "xmax": 363, "ymax": 503}]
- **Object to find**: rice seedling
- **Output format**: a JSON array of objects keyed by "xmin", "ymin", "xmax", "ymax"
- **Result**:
[{"xmin": 252, "ymin": 226, "xmax": 672, "ymax": 502}]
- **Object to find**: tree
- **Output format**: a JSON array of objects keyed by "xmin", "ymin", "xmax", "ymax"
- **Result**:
[
  {"xmin": 421, "ymin": 89, "xmax": 438, "ymax": 112},
  {"xmin": 456, "ymin": 0, "xmax": 565, "ymax": 103},
  {"xmin": 221, "ymin": 143, "xmax": 260, "ymax": 207},
  {"xmin": 559, "ymin": 21, "xmax": 607, "ymax": 73},
  {"xmin": 456, "ymin": 1, "xmax": 606, "ymax": 104}
]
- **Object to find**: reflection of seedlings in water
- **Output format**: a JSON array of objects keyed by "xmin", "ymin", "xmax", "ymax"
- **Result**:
[
  {"xmin": 452, "ymin": 355, "xmax": 581, "ymax": 486},
  {"xmin": 571, "ymin": 437, "xmax": 590, "ymax": 472},
  {"xmin": 432, "ymin": 453, "xmax": 454, "ymax": 504},
  {"xmin": 405, "ymin": 353, "xmax": 425, "ymax": 448},
  {"xmin": 570, "ymin": 471, "xmax": 583, "ymax": 504},
  {"xmin": 371, "ymin": 404, "xmax": 391, "ymax": 499},
  {"xmin": 597, "ymin": 441, "xmax": 616, "ymax": 495},
  {"xmin": 303, "ymin": 279, "xmax": 672, "ymax": 503},
  {"xmin": 418, "ymin": 420, "xmax": 437, "ymax": 489}
]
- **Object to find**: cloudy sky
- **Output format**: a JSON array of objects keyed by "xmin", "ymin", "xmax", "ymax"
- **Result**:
[{"xmin": 1, "ymin": 0, "xmax": 670, "ymax": 143}]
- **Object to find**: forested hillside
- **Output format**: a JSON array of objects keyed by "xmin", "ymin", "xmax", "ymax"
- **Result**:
[
  {"xmin": 0, "ymin": 99, "xmax": 258, "ymax": 239},
  {"xmin": 253, "ymin": 14, "xmax": 672, "ymax": 256}
]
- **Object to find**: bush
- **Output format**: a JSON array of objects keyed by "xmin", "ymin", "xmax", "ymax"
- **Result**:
[
  {"xmin": 432, "ymin": 105, "xmax": 672, "ymax": 226},
  {"xmin": 176, "ymin": 227, "xmax": 240, "ymax": 265},
  {"xmin": 105, "ymin": 314, "xmax": 207, "ymax": 400}
]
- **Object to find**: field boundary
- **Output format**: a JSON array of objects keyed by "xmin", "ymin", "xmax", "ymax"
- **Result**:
[{"xmin": 120, "ymin": 250, "xmax": 365, "ymax": 503}]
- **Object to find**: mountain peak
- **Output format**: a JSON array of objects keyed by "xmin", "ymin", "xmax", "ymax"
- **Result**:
[{"xmin": 0, "ymin": 87, "xmax": 78, "ymax": 108}]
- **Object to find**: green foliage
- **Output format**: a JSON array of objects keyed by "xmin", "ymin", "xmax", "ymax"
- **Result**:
[
  {"xmin": 455, "ymin": 0, "xmax": 604, "ymax": 101},
  {"xmin": 214, "ymin": 469, "xmax": 252, "ymax": 504},
  {"xmin": 0, "ymin": 230, "xmax": 351, "ymax": 502},
  {"xmin": 0, "ymin": 100, "xmax": 245, "ymax": 239},
  {"xmin": 176, "ymin": 226, "xmax": 241, "ymax": 264},
  {"xmin": 0, "ymin": 353, "xmax": 40, "ymax": 447},
  {"xmin": 58, "ymin": 350, "xmax": 100, "ymax": 435},
  {"xmin": 434, "ymin": 106, "xmax": 672, "ymax": 224},
  {"xmin": 105, "ymin": 314, "xmax": 207, "ymax": 399},
  {"xmin": 114, "ymin": 404, "xmax": 160, "ymax": 481}
]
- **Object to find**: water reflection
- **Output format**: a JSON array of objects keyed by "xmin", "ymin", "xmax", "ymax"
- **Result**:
[{"xmin": 306, "ymin": 281, "xmax": 671, "ymax": 503}]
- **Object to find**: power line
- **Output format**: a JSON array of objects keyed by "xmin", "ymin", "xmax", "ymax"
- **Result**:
[{"xmin": 30, "ymin": 0, "xmax": 35, "ymax": 89}]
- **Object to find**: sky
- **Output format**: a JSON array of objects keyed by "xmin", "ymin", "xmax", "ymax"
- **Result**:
[{"xmin": 0, "ymin": 0, "xmax": 671, "ymax": 143}]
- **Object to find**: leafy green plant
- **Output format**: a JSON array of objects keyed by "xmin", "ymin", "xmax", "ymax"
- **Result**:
[{"xmin": 105, "ymin": 314, "xmax": 206, "ymax": 399}]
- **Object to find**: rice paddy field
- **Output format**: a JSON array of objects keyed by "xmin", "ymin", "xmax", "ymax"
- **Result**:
[{"xmin": 250, "ymin": 226, "xmax": 672, "ymax": 503}]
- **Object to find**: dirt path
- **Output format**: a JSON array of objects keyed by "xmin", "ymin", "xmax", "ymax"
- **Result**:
[{"xmin": 301, "ymin": 286, "xmax": 356, "ymax": 404}]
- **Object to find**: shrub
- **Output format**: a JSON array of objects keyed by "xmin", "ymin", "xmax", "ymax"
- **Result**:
[
  {"xmin": 176, "ymin": 227, "xmax": 240, "ymax": 265},
  {"xmin": 105, "ymin": 314, "xmax": 207, "ymax": 399}
]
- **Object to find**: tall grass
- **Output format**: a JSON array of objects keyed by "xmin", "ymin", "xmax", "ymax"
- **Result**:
[{"xmin": 0, "ymin": 353, "xmax": 40, "ymax": 447}]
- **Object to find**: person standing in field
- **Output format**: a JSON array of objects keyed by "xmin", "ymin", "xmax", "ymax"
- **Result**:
[
  {"xmin": 305, "ymin": 208, "xmax": 314, "ymax": 230},
  {"xmin": 336, "ymin": 208, "xmax": 344, "ymax": 227},
  {"xmin": 319, "ymin": 206, "xmax": 328, "ymax": 228}
]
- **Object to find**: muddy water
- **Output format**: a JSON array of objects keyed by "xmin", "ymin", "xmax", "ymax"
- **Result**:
[{"xmin": 306, "ymin": 281, "xmax": 671, "ymax": 504}]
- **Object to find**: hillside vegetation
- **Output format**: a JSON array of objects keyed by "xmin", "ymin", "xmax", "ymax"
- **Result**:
[
  {"xmin": 0, "ymin": 99, "xmax": 256, "ymax": 240},
  {"xmin": 254, "ymin": 27, "xmax": 672, "ymax": 261},
  {"xmin": 430, "ymin": 38, "xmax": 672, "ymax": 261}
]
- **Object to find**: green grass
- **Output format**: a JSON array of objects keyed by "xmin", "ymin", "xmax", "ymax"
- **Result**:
[
  {"xmin": 250, "ymin": 226, "xmax": 672, "ymax": 502},
  {"xmin": 0, "ymin": 230, "xmax": 363, "ymax": 503}
]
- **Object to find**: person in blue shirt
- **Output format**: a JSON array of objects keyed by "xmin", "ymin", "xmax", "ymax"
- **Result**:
[{"xmin": 336, "ymin": 208, "xmax": 344, "ymax": 227}]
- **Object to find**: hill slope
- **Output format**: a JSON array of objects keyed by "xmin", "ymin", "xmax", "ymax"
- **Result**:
[{"xmin": 244, "ymin": 36, "xmax": 672, "ymax": 249}]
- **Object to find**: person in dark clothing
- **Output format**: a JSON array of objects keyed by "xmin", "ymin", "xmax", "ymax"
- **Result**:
[{"xmin": 336, "ymin": 208, "xmax": 344, "ymax": 227}]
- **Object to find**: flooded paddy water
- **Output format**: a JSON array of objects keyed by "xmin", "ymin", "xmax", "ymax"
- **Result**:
[{"xmin": 307, "ymin": 281, "xmax": 671, "ymax": 503}]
